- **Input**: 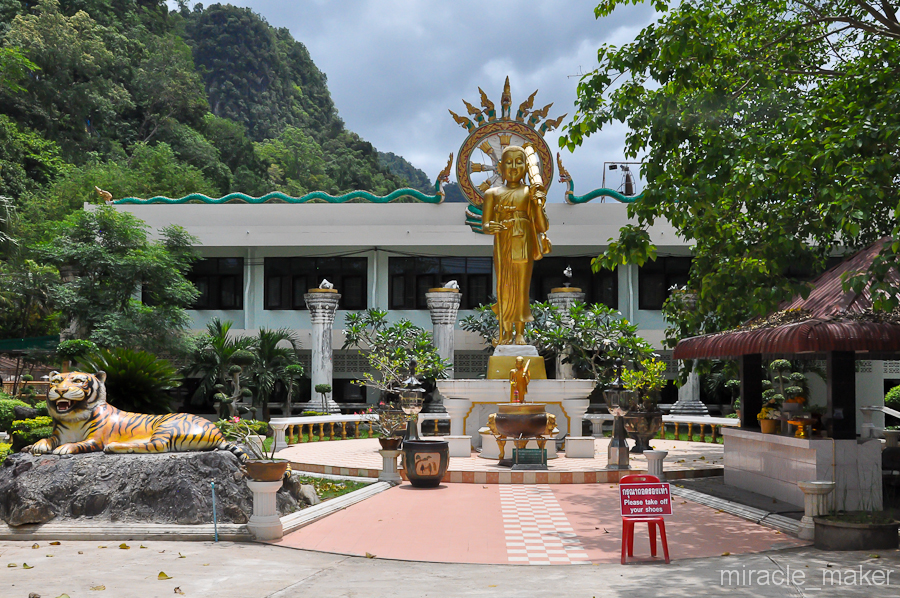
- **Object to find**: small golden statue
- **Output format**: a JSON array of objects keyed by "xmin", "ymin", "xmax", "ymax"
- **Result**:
[
  {"xmin": 509, "ymin": 356, "xmax": 531, "ymax": 403},
  {"xmin": 482, "ymin": 145, "xmax": 550, "ymax": 345}
]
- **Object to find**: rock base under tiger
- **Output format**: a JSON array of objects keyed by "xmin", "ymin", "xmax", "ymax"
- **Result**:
[{"xmin": 0, "ymin": 451, "xmax": 312, "ymax": 527}]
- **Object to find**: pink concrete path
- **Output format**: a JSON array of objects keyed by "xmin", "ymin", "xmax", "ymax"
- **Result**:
[{"xmin": 273, "ymin": 483, "xmax": 806, "ymax": 565}]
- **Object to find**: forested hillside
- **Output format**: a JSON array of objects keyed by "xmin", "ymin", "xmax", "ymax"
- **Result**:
[{"xmin": 0, "ymin": 0, "xmax": 432, "ymax": 237}]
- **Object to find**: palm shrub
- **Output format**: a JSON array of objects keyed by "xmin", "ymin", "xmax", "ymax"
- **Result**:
[
  {"xmin": 80, "ymin": 348, "xmax": 182, "ymax": 414},
  {"xmin": 245, "ymin": 328, "xmax": 301, "ymax": 421},
  {"xmin": 183, "ymin": 318, "xmax": 254, "ymax": 407}
]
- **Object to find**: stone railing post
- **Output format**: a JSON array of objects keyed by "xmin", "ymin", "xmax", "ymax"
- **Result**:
[
  {"xmin": 426, "ymin": 288, "xmax": 462, "ymax": 378},
  {"xmin": 797, "ymin": 481, "xmax": 835, "ymax": 540},
  {"xmin": 304, "ymin": 289, "xmax": 341, "ymax": 413},
  {"xmin": 644, "ymin": 450, "xmax": 668, "ymax": 481},
  {"xmin": 444, "ymin": 398, "xmax": 472, "ymax": 437},
  {"xmin": 547, "ymin": 288, "xmax": 585, "ymax": 379},
  {"xmin": 270, "ymin": 421, "xmax": 289, "ymax": 452},
  {"xmin": 247, "ymin": 479, "xmax": 283, "ymax": 541}
]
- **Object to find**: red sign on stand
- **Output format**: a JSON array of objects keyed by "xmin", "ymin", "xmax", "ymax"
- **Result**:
[{"xmin": 620, "ymin": 483, "xmax": 673, "ymax": 516}]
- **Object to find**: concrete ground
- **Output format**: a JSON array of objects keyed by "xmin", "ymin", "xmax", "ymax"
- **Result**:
[{"xmin": 2, "ymin": 539, "xmax": 898, "ymax": 597}]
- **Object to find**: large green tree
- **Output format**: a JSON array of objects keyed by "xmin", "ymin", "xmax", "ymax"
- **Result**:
[
  {"xmin": 564, "ymin": 1, "xmax": 900, "ymax": 343},
  {"xmin": 37, "ymin": 205, "xmax": 199, "ymax": 355}
]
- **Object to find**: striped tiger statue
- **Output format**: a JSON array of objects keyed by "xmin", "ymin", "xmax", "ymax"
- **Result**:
[{"xmin": 26, "ymin": 370, "xmax": 245, "ymax": 460}]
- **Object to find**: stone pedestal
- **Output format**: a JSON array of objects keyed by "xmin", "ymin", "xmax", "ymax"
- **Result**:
[
  {"xmin": 304, "ymin": 289, "xmax": 341, "ymax": 413},
  {"xmin": 859, "ymin": 406, "xmax": 879, "ymax": 439},
  {"xmin": 885, "ymin": 429, "xmax": 900, "ymax": 448},
  {"xmin": 547, "ymin": 287, "xmax": 585, "ymax": 379},
  {"xmin": 378, "ymin": 449, "xmax": 402, "ymax": 484},
  {"xmin": 670, "ymin": 364, "xmax": 709, "ymax": 416},
  {"xmin": 562, "ymin": 398, "xmax": 590, "ymax": 438},
  {"xmin": 644, "ymin": 450, "xmax": 668, "ymax": 481},
  {"xmin": 565, "ymin": 437, "xmax": 595, "ymax": 458},
  {"xmin": 247, "ymin": 479, "xmax": 284, "ymax": 541},
  {"xmin": 797, "ymin": 481, "xmax": 835, "ymax": 541},
  {"xmin": 446, "ymin": 435, "xmax": 472, "ymax": 458},
  {"xmin": 479, "ymin": 428, "xmax": 559, "ymax": 459},
  {"xmin": 426, "ymin": 289, "xmax": 461, "ymax": 378},
  {"xmin": 444, "ymin": 398, "xmax": 472, "ymax": 437}
]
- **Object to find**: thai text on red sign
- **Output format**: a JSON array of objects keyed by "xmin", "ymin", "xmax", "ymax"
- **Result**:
[{"xmin": 620, "ymin": 483, "xmax": 673, "ymax": 516}]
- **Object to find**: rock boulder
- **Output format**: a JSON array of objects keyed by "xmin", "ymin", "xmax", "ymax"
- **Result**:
[{"xmin": 0, "ymin": 451, "xmax": 311, "ymax": 527}]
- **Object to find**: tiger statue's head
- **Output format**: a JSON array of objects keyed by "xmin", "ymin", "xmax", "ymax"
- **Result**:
[{"xmin": 46, "ymin": 370, "xmax": 108, "ymax": 423}]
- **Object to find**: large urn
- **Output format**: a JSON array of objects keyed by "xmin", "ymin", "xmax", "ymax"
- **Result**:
[
  {"xmin": 623, "ymin": 411, "xmax": 663, "ymax": 453},
  {"xmin": 489, "ymin": 403, "xmax": 556, "ymax": 438}
]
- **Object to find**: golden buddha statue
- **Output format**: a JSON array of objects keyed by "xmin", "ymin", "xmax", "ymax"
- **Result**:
[
  {"xmin": 509, "ymin": 356, "xmax": 531, "ymax": 403},
  {"xmin": 482, "ymin": 145, "xmax": 550, "ymax": 345}
]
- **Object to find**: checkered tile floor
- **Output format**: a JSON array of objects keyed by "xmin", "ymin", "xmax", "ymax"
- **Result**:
[{"xmin": 500, "ymin": 485, "xmax": 591, "ymax": 565}]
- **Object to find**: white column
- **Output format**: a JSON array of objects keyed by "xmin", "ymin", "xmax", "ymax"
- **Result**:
[
  {"xmin": 547, "ymin": 289, "xmax": 585, "ymax": 379},
  {"xmin": 304, "ymin": 289, "xmax": 341, "ymax": 413},
  {"xmin": 444, "ymin": 398, "xmax": 472, "ymax": 437},
  {"xmin": 246, "ymin": 479, "xmax": 284, "ymax": 541},
  {"xmin": 379, "ymin": 449, "xmax": 402, "ymax": 483},
  {"xmin": 426, "ymin": 289, "xmax": 462, "ymax": 378},
  {"xmin": 562, "ymin": 398, "xmax": 590, "ymax": 437},
  {"xmin": 644, "ymin": 450, "xmax": 668, "ymax": 481},
  {"xmin": 797, "ymin": 481, "xmax": 835, "ymax": 541}
]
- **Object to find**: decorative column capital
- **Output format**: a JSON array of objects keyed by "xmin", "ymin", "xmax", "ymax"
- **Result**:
[
  {"xmin": 426, "ymin": 290, "xmax": 462, "ymax": 325},
  {"xmin": 304, "ymin": 290, "xmax": 341, "ymax": 324}
]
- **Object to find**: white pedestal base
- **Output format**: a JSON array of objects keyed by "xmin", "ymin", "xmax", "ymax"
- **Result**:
[
  {"xmin": 798, "ymin": 481, "xmax": 835, "ymax": 540},
  {"xmin": 564, "ymin": 437, "xmax": 596, "ymax": 458},
  {"xmin": 247, "ymin": 479, "xmax": 284, "ymax": 541},
  {"xmin": 379, "ymin": 449, "xmax": 402, "ymax": 483},
  {"xmin": 643, "ymin": 450, "xmax": 668, "ymax": 480},
  {"xmin": 446, "ymin": 435, "xmax": 472, "ymax": 457}
]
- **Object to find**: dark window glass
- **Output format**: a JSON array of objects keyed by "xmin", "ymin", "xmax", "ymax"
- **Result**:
[
  {"xmin": 388, "ymin": 256, "xmax": 494, "ymax": 309},
  {"xmin": 263, "ymin": 257, "xmax": 367, "ymax": 310},
  {"xmin": 187, "ymin": 258, "xmax": 244, "ymax": 310},
  {"xmin": 530, "ymin": 256, "xmax": 618, "ymax": 309},
  {"xmin": 638, "ymin": 257, "xmax": 692, "ymax": 310}
]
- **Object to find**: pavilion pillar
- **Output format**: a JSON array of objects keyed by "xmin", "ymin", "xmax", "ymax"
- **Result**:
[
  {"xmin": 739, "ymin": 353, "xmax": 763, "ymax": 430},
  {"xmin": 827, "ymin": 351, "xmax": 856, "ymax": 440}
]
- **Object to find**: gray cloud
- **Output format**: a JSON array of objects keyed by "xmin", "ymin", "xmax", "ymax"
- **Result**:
[{"xmin": 175, "ymin": 1, "xmax": 656, "ymax": 200}]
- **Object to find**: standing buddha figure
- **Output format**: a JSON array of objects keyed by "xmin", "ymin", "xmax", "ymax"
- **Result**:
[{"xmin": 482, "ymin": 145, "xmax": 550, "ymax": 345}]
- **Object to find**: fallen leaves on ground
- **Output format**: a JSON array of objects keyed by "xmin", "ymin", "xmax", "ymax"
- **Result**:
[
  {"xmin": 23, "ymin": 563, "xmax": 34, "ymax": 569},
  {"xmin": 178, "ymin": 553, "xmax": 186, "ymax": 558},
  {"xmin": 49, "ymin": 541, "xmax": 60, "ymax": 546},
  {"xmin": 365, "ymin": 552, "xmax": 376, "ymax": 558},
  {"xmin": 174, "ymin": 588, "xmax": 185, "ymax": 595},
  {"xmin": 32, "ymin": 543, "xmax": 39, "ymax": 549},
  {"xmin": 8, "ymin": 563, "xmax": 16, "ymax": 567},
  {"xmin": 119, "ymin": 543, "xmax": 130, "ymax": 550},
  {"xmin": 158, "ymin": 572, "xmax": 172, "ymax": 580},
  {"xmin": 722, "ymin": 552, "xmax": 731, "ymax": 556},
  {"xmin": 90, "ymin": 585, "xmax": 106, "ymax": 591}
]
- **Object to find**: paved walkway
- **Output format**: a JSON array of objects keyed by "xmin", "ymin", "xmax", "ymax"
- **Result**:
[
  {"xmin": 2, "ymin": 540, "xmax": 896, "ymax": 598},
  {"xmin": 277, "ymin": 437, "xmax": 724, "ymax": 483},
  {"xmin": 274, "ymin": 482, "xmax": 805, "ymax": 564}
]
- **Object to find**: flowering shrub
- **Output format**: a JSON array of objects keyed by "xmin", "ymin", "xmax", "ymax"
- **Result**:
[{"xmin": 757, "ymin": 407, "xmax": 781, "ymax": 420}]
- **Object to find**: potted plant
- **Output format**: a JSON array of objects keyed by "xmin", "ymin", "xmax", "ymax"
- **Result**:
[
  {"xmin": 365, "ymin": 404, "xmax": 407, "ymax": 450},
  {"xmin": 221, "ymin": 417, "xmax": 288, "ymax": 481},
  {"xmin": 757, "ymin": 403, "xmax": 781, "ymax": 434},
  {"xmin": 620, "ymin": 358, "xmax": 666, "ymax": 453}
]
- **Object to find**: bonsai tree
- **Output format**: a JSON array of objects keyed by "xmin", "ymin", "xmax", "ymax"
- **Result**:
[
  {"xmin": 56, "ymin": 339, "xmax": 99, "ymax": 370},
  {"xmin": 314, "ymin": 383, "xmax": 333, "ymax": 412},
  {"xmin": 620, "ymin": 358, "xmax": 667, "ymax": 412},
  {"xmin": 343, "ymin": 309, "xmax": 450, "ymax": 402}
]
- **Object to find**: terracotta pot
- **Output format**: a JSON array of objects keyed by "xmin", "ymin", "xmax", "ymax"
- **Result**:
[
  {"xmin": 493, "ymin": 403, "xmax": 551, "ymax": 438},
  {"xmin": 402, "ymin": 439, "xmax": 449, "ymax": 488},
  {"xmin": 244, "ymin": 459, "xmax": 289, "ymax": 482},
  {"xmin": 759, "ymin": 419, "xmax": 779, "ymax": 434},
  {"xmin": 378, "ymin": 436, "xmax": 403, "ymax": 450}
]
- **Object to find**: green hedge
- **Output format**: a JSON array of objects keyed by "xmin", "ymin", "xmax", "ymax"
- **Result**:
[
  {"xmin": 0, "ymin": 399, "xmax": 30, "ymax": 433},
  {"xmin": 886, "ymin": 386, "xmax": 900, "ymax": 411},
  {"xmin": 11, "ymin": 416, "xmax": 54, "ymax": 452},
  {"xmin": 0, "ymin": 442, "xmax": 11, "ymax": 465}
]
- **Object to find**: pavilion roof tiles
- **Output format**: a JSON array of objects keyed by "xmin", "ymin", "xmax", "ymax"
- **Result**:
[{"xmin": 673, "ymin": 239, "xmax": 900, "ymax": 360}]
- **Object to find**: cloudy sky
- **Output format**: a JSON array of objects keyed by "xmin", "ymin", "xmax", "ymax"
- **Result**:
[{"xmin": 175, "ymin": 1, "xmax": 657, "ymax": 201}]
